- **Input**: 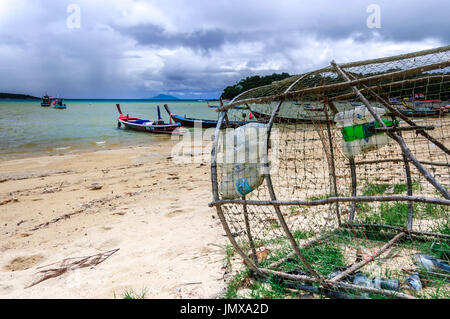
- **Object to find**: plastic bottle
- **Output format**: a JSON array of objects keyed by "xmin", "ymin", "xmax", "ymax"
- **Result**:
[
  {"xmin": 219, "ymin": 164, "xmax": 266, "ymax": 199},
  {"xmin": 353, "ymin": 272, "xmax": 371, "ymax": 299},
  {"xmin": 218, "ymin": 123, "xmax": 268, "ymax": 199},
  {"xmin": 335, "ymin": 106, "xmax": 394, "ymax": 158},
  {"xmin": 353, "ymin": 272, "xmax": 371, "ymax": 287},
  {"xmin": 371, "ymin": 277, "xmax": 399, "ymax": 291},
  {"xmin": 335, "ymin": 106, "xmax": 386, "ymax": 128},
  {"xmin": 342, "ymin": 133, "xmax": 391, "ymax": 158},
  {"xmin": 401, "ymin": 272, "xmax": 422, "ymax": 293}
]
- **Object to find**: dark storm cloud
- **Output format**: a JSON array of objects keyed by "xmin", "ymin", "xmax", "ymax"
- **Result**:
[
  {"xmin": 117, "ymin": 24, "xmax": 230, "ymax": 51},
  {"xmin": 115, "ymin": 0, "xmax": 450, "ymax": 49},
  {"xmin": 0, "ymin": 0, "xmax": 448, "ymax": 99},
  {"xmin": 307, "ymin": 1, "xmax": 450, "ymax": 43}
]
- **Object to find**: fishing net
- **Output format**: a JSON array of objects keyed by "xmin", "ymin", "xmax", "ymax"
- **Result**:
[{"xmin": 210, "ymin": 46, "xmax": 450, "ymax": 299}]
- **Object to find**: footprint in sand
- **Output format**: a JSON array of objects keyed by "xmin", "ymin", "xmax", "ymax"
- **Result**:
[
  {"xmin": 166, "ymin": 209, "xmax": 185, "ymax": 218},
  {"xmin": 2, "ymin": 254, "xmax": 44, "ymax": 272},
  {"xmin": 98, "ymin": 238, "xmax": 121, "ymax": 250}
]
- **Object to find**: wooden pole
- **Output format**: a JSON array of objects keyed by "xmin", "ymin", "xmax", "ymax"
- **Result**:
[
  {"xmin": 329, "ymin": 232, "xmax": 406, "ymax": 282},
  {"xmin": 242, "ymin": 196, "xmax": 258, "ymax": 264},
  {"xmin": 209, "ymin": 195, "xmax": 450, "ymax": 207},
  {"xmin": 341, "ymin": 223, "xmax": 450, "ymax": 239}
]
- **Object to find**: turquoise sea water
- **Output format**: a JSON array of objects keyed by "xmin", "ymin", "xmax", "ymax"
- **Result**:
[{"xmin": 0, "ymin": 100, "xmax": 220, "ymax": 160}]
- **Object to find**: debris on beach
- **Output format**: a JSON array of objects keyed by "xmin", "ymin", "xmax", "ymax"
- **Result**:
[
  {"xmin": 0, "ymin": 198, "xmax": 19, "ymax": 205},
  {"xmin": 401, "ymin": 272, "xmax": 422, "ymax": 293},
  {"xmin": 412, "ymin": 254, "xmax": 450, "ymax": 274},
  {"xmin": 26, "ymin": 248, "xmax": 119, "ymax": 288},
  {"xmin": 88, "ymin": 183, "xmax": 103, "ymax": 190},
  {"xmin": 248, "ymin": 248, "xmax": 270, "ymax": 264}
]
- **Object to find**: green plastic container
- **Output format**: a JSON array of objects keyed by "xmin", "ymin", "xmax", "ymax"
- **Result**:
[{"xmin": 341, "ymin": 119, "xmax": 398, "ymax": 142}]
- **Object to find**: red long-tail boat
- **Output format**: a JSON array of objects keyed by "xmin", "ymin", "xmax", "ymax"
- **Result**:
[{"xmin": 116, "ymin": 104, "xmax": 183, "ymax": 135}]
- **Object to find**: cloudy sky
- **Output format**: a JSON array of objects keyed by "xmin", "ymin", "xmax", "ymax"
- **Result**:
[{"xmin": 0, "ymin": 0, "xmax": 448, "ymax": 99}]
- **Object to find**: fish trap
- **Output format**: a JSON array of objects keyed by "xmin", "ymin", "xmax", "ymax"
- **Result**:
[{"xmin": 210, "ymin": 46, "xmax": 450, "ymax": 299}]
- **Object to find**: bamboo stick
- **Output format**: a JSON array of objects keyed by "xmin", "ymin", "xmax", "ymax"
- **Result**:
[
  {"xmin": 347, "ymin": 158, "xmax": 450, "ymax": 167},
  {"xmin": 329, "ymin": 232, "xmax": 406, "ymax": 282},
  {"xmin": 242, "ymin": 196, "xmax": 258, "ymax": 264},
  {"xmin": 341, "ymin": 223, "xmax": 450, "ymax": 239},
  {"xmin": 209, "ymin": 195, "xmax": 450, "ymax": 208},
  {"xmin": 349, "ymin": 158, "xmax": 405, "ymax": 165},
  {"xmin": 374, "ymin": 125, "xmax": 435, "ymax": 132}
]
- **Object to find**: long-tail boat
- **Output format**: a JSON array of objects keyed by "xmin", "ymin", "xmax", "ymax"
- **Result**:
[
  {"xmin": 41, "ymin": 94, "xmax": 52, "ymax": 107},
  {"xmin": 249, "ymin": 109, "xmax": 334, "ymax": 124},
  {"xmin": 163, "ymin": 104, "xmax": 263, "ymax": 128},
  {"xmin": 207, "ymin": 102, "xmax": 246, "ymax": 110},
  {"xmin": 116, "ymin": 104, "xmax": 183, "ymax": 135},
  {"xmin": 52, "ymin": 98, "xmax": 67, "ymax": 109}
]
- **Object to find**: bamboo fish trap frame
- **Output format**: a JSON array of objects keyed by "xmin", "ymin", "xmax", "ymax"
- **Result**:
[{"xmin": 210, "ymin": 46, "xmax": 450, "ymax": 299}]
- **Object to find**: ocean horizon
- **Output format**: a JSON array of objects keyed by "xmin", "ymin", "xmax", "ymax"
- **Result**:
[{"xmin": 0, "ymin": 99, "xmax": 220, "ymax": 160}]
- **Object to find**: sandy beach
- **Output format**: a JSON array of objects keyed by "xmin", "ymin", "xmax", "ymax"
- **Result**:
[{"xmin": 0, "ymin": 141, "xmax": 230, "ymax": 298}]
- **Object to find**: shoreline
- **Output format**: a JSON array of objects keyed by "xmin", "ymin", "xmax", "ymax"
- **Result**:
[{"xmin": 0, "ymin": 142, "xmax": 229, "ymax": 298}]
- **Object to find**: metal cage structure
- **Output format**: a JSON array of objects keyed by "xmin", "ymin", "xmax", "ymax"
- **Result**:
[{"xmin": 210, "ymin": 46, "xmax": 450, "ymax": 299}]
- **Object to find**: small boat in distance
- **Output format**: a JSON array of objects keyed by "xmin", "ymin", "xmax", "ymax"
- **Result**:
[
  {"xmin": 397, "ymin": 106, "xmax": 442, "ymax": 118},
  {"xmin": 250, "ymin": 109, "xmax": 334, "ymax": 124},
  {"xmin": 207, "ymin": 102, "xmax": 246, "ymax": 110},
  {"xmin": 116, "ymin": 104, "xmax": 183, "ymax": 135},
  {"xmin": 52, "ymin": 98, "xmax": 67, "ymax": 109},
  {"xmin": 41, "ymin": 94, "xmax": 52, "ymax": 107},
  {"xmin": 398, "ymin": 99, "xmax": 449, "ymax": 117}
]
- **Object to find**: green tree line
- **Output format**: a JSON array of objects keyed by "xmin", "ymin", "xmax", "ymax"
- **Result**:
[{"xmin": 220, "ymin": 73, "xmax": 291, "ymax": 100}]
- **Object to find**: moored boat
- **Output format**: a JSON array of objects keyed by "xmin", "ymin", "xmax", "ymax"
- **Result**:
[
  {"xmin": 41, "ymin": 94, "xmax": 52, "ymax": 107},
  {"xmin": 250, "ymin": 109, "xmax": 334, "ymax": 124},
  {"xmin": 163, "ymin": 104, "xmax": 263, "ymax": 128},
  {"xmin": 207, "ymin": 102, "xmax": 246, "ymax": 110},
  {"xmin": 52, "ymin": 98, "xmax": 67, "ymax": 109},
  {"xmin": 398, "ymin": 107, "xmax": 442, "ymax": 118},
  {"xmin": 116, "ymin": 104, "xmax": 183, "ymax": 135}
]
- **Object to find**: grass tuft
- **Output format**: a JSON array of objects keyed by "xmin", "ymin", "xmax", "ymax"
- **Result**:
[{"xmin": 120, "ymin": 287, "xmax": 148, "ymax": 299}]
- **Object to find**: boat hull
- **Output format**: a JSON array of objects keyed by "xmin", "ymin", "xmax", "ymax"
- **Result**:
[
  {"xmin": 170, "ymin": 114, "xmax": 219, "ymax": 128},
  {"xmin": 250, "ymin": 110, "xmax": 334, "ymax": 124},
  {"xmin": 170, "ymin": 114, "xmax": 263, "ymax": 128},
  {"xmin": 119, "ymin": 119, "xmax": 182, "ymax": 135},
  {"xmin": 398, "ymin": 108, "xmax": 445, "ymax": 118}
]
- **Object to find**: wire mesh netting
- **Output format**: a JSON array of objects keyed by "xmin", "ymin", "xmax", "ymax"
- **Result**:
[{"xmin": 210, "ymin": 46, "xmax": 450, "ymax": 299}]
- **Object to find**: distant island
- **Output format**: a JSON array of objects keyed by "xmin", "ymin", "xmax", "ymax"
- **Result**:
[
  {"xmin": 150, "ymin": 94, "xmax": 179, "ymax": 100},
  {"xmin": 0, "ymin": 92, "xmax": 40, "ymax": 100}
]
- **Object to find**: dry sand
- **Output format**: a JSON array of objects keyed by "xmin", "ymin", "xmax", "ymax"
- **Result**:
[{"xmin": 0, "ymin": 142, "xmax": 231, "ymax": 298}]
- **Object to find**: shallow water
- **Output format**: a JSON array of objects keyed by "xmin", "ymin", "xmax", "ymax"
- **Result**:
[{"xmin": 0, "ymin": 99, "xmax": 220, "ymax": 160}]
